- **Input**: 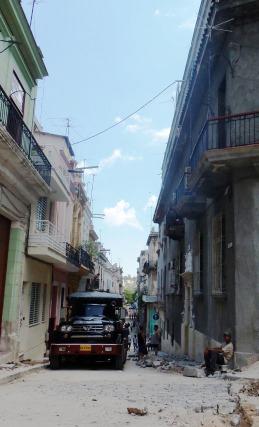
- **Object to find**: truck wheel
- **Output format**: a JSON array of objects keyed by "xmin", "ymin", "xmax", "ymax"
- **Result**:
[
  {"xmin": 49, "ymin": 356, "xmax": 61, "ymax": 370},
  {"xmin": 114, "ymin": 355, "xmax": 124, "ymax": 370}
]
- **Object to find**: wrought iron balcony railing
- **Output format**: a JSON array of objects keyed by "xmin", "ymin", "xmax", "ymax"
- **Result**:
[
  {"xmin": 80, "ymin": 248, "xmax": 95, "ymax": 272},
  {"xmin": 190, "ymin": 111, "xmax": 259, "ymax": 171},
  {"xmin": 0, "ymin": 85, "xmax": 51, "ymax": 185},
  {"xmin": 66, "ymin": 243, "xmax": 80, "ymax": 267}
]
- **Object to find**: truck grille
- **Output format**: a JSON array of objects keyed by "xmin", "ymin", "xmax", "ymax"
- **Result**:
[{"xmin": 72, "ymin": 325, "xmax": 103, "ymax": 334}]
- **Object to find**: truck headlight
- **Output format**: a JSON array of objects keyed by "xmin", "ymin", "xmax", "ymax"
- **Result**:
[
  {"xmin": 104, "ymin": 324, "xmax": 115, "ymax": 333},
  {"xmin": 60, "ymin": 325, "xmax": 72, "ymax": 332}
]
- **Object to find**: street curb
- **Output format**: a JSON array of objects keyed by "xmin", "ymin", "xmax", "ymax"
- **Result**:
[
  {"xmin": 0, "ymin": 363, "xmax": 48, "ymax": 386},
  {"xmin": 224, "ymin": 373, "xmax": 258, "ymax": 382}
]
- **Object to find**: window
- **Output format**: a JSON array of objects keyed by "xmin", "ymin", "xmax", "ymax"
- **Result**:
[
  {"xmin": 29, "ymin": 283, "xmax": 41, "ymax": 326},
  {"xmin": 10, "ymin": 72, "xmax": 25, "ymax": 114},
  {"xmin": 212, "ymin": 213, "xmax": 226, "ymax": 294},
  {"xmin": 36, "ymin": 197, "xmax": 48, "ymax": 231},
  {"xmin": 41, "ymin": 284, "xmax": 47, "ymax": 322}
]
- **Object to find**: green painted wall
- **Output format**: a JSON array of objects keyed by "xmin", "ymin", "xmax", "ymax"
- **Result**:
[{"xmin": 2, "ymin": 227, "xmax": 25, "ymax": 323}]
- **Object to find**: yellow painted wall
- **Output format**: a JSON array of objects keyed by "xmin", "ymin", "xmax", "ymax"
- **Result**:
[{"xmin": 19, "ymin": 257, "xmax": 52, "ymax": 360}]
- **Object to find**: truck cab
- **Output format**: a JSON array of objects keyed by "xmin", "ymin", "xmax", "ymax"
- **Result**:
[{"xmin": 49, "ymin": 291, "xmax": 127, "ymax": 370}]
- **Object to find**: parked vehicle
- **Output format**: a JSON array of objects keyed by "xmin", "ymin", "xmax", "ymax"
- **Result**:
[{"xmin": 49, "ymin": 291, "xmax": 127, "ymax": 370}]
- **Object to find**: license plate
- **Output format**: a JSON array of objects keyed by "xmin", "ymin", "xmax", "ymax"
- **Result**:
[
  {"xmin": 105, "ymin": 347, "xmax": 112, "ymax": 352},
  {"xmin": 80, "ymin": 345, "xmax": 91, "ymax": 352}
]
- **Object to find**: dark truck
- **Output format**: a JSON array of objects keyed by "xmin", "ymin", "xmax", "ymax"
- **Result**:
[{"xmin": 49, "ymin": 291, "xmax": 127, "ymax": 370}]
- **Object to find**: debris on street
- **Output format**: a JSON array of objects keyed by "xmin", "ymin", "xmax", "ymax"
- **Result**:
[{"xmin": 127, "ymin": 407, "xmax": 148, "ymax": 416}]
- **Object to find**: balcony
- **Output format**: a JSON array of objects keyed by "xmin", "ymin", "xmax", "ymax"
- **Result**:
[
  {"xmin": 80, "ymin": 248, "xmax": 95, "ymax": 273},
  {"xmin": 28, "ymin": 220, "xmax": 66, "ymax": 263},
  {"xmin": 28, "ymin": 221, "xmax": 80, "ymax": 272},
  {"xmin": 66, "ymin": 243, "xmax": 80, "ymax": 267},
  {"xmin": 164, "ymin": 211, "xmax": 184, "ymax": 240},
  {"xmin": 142, "ymin": 260, "xmax": 157, "ymax": 275},
  {"xmin": 41, "ymin": 145, "xmax": 71, "ymax": 202},
  {"xmin": 174, "ymin": 173, "xmax": 206, "ymax": 219},
  {"xmin": 189, "ymin": 111, "xmax": 259, "ymax": 195},
  {"xmin": 0, "ymin": 85, "xmax": 51, "ymax": 188}
]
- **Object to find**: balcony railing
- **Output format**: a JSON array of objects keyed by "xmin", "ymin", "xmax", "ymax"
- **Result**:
[
  {"xmin": 190, "ymin": 111, "xmax": 259, "ymax": 171},
  {"xmin": 80, "ymin": 248, "xmax": 95, "ymax": 272},
  {"xmin": 0, "ymin": 85, "xmax": 51, "ymax": 185},
  {"xmin": 29, "ymin": 220, "xmax": 66, "ymax": 255},
  {"xmin": 66, "ymin": 243, "xmax": 80, "ymax": 267}
]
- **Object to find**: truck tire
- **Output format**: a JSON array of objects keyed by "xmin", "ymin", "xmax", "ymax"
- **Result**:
[
  {"xmin": 114, "ymin": 355, "xmax": 124, "ymax": 370},
  {"xmin": 49, "ymin": 356, "xmax": 61, "ymax": 370}
]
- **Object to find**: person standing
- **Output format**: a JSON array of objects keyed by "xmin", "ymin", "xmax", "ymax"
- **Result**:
[
  {"xmin": 133, "ymin": 335, "xmax": 138, "ymax": 353},
  {"xmin": 150, "ymin": 325, "xmax": 161, "ymax": 356},
  {"xmin": 137, "ymin": 326, "xmax": 147, "ymax": 359}
]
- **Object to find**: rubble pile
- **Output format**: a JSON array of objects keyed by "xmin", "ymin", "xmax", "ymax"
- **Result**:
[
  {"xmin": 240, "ymin": 381, "xmax": 259, "ymax": 398},
  {"xmin": 136, "ymin": 351, "xmax": 201, "ymax": 375}
]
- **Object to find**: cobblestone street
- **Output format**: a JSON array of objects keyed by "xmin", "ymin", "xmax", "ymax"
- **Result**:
[{"xmin": 0, "ymin": 361, "xmax": 237, "ymax": 427}]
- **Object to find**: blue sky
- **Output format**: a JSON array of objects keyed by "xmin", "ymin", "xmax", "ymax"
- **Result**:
[{"xmin": 22, "ymin": 0, "xmax": 200, "ymax": 275}]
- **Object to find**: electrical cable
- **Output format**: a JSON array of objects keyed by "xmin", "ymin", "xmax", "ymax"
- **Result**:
[{"xmin": 72, "ymin": 80, "xmax": 183, "ymax": 146}]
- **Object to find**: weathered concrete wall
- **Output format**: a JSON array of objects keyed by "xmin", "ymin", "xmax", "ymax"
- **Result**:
[{"xmin": 233, "ymin": 175, "xmax": 259, "ymax": 364}]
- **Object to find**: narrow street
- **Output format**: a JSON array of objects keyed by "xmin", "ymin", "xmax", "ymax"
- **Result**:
[{"xmin": 0, "ymin": 361, "xmax": 236, "ymax": 427}]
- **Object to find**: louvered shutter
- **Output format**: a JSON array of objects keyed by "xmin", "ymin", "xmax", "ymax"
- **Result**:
[{"xmin": 29, "ymin": 283, "xmax": 41, "ymax": 326}]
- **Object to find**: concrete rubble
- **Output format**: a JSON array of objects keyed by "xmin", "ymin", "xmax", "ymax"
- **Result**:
[{"xmin": 135, "ymin": 351, "xmax": 201, "ymax": 374}]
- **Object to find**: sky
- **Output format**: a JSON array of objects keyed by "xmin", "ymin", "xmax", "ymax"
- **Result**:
[{"xmin": 22, "ymin": 0, "xmax": 200, "ymax": 276}]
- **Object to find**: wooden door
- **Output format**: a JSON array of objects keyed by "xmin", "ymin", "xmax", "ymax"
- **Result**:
[{"xmin": 0, "ymin": 215, "xmax": 11, "ymax": 334}]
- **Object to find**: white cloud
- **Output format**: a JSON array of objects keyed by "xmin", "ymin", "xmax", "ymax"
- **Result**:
[
  {"xmin": 125, "ymin": 124, "xmax": 142, "ymax": 133},
  {"xmin": 114, "ymin": 116, "xmax": 122, "ymax": 123},
  {"xmin": 146, "ymin": 127, "xmax": 170, "ymax": 142},
  {"xmin": 154, "ymin": 9, "xmax": 175, "ymax": 18},
  {"xmin": 104, "ymin": 200, "xmax": 143, "ymax": 230},
  {"xmin": 89, "ymin": 149, "xmax": 142, "ymax": 173},
  {"xmin": 99, "ymin": 149, "xmax": 122, "ymax": 169},
  {"xmin": 178, "ymin": 16, "xmax": 196, "ymax": 30},
  {"xmin": 77, "ymin": 149, "xmax": 141, "ymax": 177},
  {"xmin": 124, "ymin": 114, "xmax": 169, "ymax": 142},
  {"xmin": 132, "ymin": 114, "xmax": 152, "ymax": 124},
  {"xmin": 144, "ymin": 195, "xmax": 158, "ymax": 210}
]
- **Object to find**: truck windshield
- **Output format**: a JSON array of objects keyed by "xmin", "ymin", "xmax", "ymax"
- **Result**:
[{"xmin": 71, "ymin": 303, "xmax": 105, "ymax": 318}]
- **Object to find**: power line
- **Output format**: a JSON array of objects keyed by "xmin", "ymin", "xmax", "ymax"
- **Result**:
[{"xmin": 72, "ymin": 80, "xmax": 183, "ymax": 146}]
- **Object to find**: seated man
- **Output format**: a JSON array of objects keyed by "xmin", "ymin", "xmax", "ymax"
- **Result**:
[{"xmin": 204, "ymin": 330, "xmax": 234, "ymax": 376}]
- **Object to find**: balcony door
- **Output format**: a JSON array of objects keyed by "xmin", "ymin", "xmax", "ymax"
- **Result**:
[
  {"xmin": 218, "ymin": 77, "xmax": 226, "ymax": 149},
  {"xmin": 0, "ymin": 215, "xmax": 11, "ymax": 334}
]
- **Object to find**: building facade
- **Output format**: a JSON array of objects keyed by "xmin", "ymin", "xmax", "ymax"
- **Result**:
[
  {"xmin": 0, "ymin": 0, "xmax": 50, "ymax": 362},
  {"xmin": 154, "ymin": 0, "xmax": 259, "ymax": 366},
  {"xmin": 142, "ymin": 230, "xmax": 159, "ymax": 337}
]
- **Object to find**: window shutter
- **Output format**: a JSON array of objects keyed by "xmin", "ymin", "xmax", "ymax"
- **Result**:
[
  {"xmin": 41, "ymin": 284, "xmax": 47, "ymax": 322},
  {"xmin": 29, "ymin": 283, "xmax": 41, "ymax": 326}
]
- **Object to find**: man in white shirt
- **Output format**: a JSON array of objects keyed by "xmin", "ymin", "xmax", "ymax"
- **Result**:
[{"xmin": 204, "ymin": 330, "xmax": 234, "ymax": 376}]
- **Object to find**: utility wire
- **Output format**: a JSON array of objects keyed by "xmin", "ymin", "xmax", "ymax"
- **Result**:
[{"xmin": 72, "ymin": 80, "xmax": 183, "ymax": 146}]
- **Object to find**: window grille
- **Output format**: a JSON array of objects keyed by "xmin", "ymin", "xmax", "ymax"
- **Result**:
[
  {"xmin": 41, "ymin": 284, "xmax": 47, "ymax": 322},
  {"xmin": 212, "ymin": 213, "xmax": 226, "ymax": 294},
  {"xmin": 29, "ymin": 283, "xmax": 41, "ymax": 326},
  {"xmin": 36, "ymin": 197, "xmax": 47, "ymax": 231}
]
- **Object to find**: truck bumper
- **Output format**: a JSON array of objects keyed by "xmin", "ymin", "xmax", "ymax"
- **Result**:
[{"xmin": 50, "ymin": 343, "xmax": 123, "ymax": 357}]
